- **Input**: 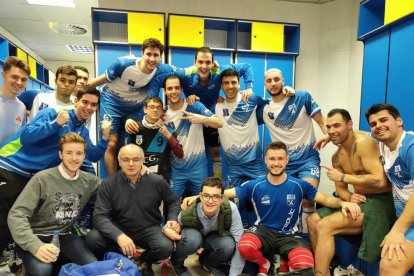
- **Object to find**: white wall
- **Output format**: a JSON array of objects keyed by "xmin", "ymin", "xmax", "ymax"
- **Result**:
[{"xmin": 99, "ymin": 0, "xmax": 364, "ymax": 194}]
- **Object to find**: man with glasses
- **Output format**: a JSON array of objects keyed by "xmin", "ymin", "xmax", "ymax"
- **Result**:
[
  {"xmin": 85, "ymin": 144, "xmax": 181, "ymax": 276},
  {"xmin": 125, "ymin": 96, "xmax": 183, "ymax": 182},
  {"xmin": 171, "ymin": 177, "xmax": 244, "ymax": 276}
]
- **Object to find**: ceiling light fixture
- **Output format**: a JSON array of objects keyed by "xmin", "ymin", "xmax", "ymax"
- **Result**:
[
  {"xmin": 66, "ymin": 45, "xmax": 94, "ymax": 55},
  {"xmin": 26, "ymin": 0, "xmax": 76, "ymax": 8}
]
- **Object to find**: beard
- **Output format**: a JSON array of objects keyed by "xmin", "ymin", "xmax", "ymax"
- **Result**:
[
  {"xmin": 268, "ymin": 168, "xmax": 285, "ymax": 177},
  {"xmin": 267, "ymin": 87, "xmax": 283, "ymax": 97}
]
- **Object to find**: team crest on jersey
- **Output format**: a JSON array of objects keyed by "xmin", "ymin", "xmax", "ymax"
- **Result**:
[
  {"xmin": 223, "ymin": 108, "xmax": 229, "ymax": 117},
  {"xmin": 128, "ymin": 80, "xmax": 135, "ymax": 86},
  {"xmin": 39, "ymin": 102, "xmax": 49, "ymax": 110},
  {"xmin": 208, "ymin": 84, "xmax": 216, "ymax": 90},
  {"xmin": 288, "ymin": 104, "xmax": 297, "ymax": 115},
  {"xmin": 287, "ymin": 194, "xmax": 296, "ymax": 206},
  {"xmin": 103, "ymin": 114, "xmax": 113, "ymax": 122},
  {"xmin": 261, "ymin": 195, "xmax": 270, "ymax": 205},
  {"xmin": 135, "ymin": 135, "xmax": 143, "ymax": 145},
  {"xmin": 167, "ymin": 122, "xmax": 175, "ymax": 130},
  {"xmin": 268, "ymin": 112, "xmax": 275, "ymax": 120},
  {"xmin": 394, "ymin": 165, "xmax": 402, "ymax": 178}
]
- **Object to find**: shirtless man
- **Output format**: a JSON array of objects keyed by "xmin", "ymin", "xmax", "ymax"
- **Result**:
[{"xmin": 307, "ymin": 108, "xmax": 396, "ymax": 276}]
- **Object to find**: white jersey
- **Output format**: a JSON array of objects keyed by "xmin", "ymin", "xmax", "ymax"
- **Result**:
[
  {"xmin": 30, "ymin": 92, "xmax": 74, "ymax": 121},
  {"xmin": 215, "ymin": 94, "xmax": 262, "ymax": 165},
  {"xmin": 380, "ymin": 131, "xmax": 414, "ymax": 217},
  {"xmin": 164, "ymin": 101, "xmax": 215, "ymax": 170},
  {"xmin": 262, "ymin": 91, "xmax": 320, "ymax": 165}
]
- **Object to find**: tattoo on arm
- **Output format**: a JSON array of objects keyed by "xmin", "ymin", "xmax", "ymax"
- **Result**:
[{"xmin": 355, "ymin": 175, "xmax": 379, "ymax": 185}]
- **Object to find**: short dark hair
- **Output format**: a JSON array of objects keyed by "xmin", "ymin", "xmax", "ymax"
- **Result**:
[
  {"xmin": 327, "ymin": 108, "xmax": 352, "ymax": 122},
  {"xmin": 3, "ymin": 56, "xmax": 31, "ymax": 75},
  {"xmin": 55, "ymin": 65, "xmax": 77, "ymax": 79},
  {"xmin": 146, "ymin": 96, "xmax": 163, "ymax": 107},
  {"xmin": 365, "ymin": 103, "xmax": 400, "ymax": 121},
  {"xmin": 265, "ymin": 141, "xmax": 288, "ymax": 155},
  {"xmin": 201, "ymin": 177, "xmax": 224, "ymax": 194},
  {"xmin": 220, "ymin": 68, "xmax": 239, "ymax": 83},
  {"xmin": 59, "ymin": 132, "xmax": 86, "ymax": 152},
  {"xmin": 76, "ymin": 85, "xmax": 101, "ymax": 103},
  {"xmin": 163, "ymin": 75, "xmax": 181, "ymax": 89},
  {"xmin": 195, "ymin": 47, "xmax": 214, "ymax": 61},
  {"xmin": 74, "ymin": 65, "xmax": 89, "ymax": 75},
  {"xmin": 142, "ymin": 38, "xmax": 164, "ymax": 56}
]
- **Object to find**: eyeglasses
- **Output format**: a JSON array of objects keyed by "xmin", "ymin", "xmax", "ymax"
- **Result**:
[
  {"xmin": 147, "ymin": 105, "xmax": 163, "ymax": 111},
  {"xmin": 200, "ymin": 193, "xmax": 223, "ymax": 202},
  {"xmin": 120, "ymin": 157, "xmax": 143, "ymax": 163}
]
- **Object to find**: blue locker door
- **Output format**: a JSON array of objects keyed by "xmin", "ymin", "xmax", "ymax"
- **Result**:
[
  {"xmin": 386, "ymin": 17, "xmax": 414, "ymax": 131},
  {"xmin": 236, "ymin": 52, "xmax": 266, "ymax": 159},
  {"xmin": 359, "ymin": 31, "xmax": 390, "ymax": 131}
]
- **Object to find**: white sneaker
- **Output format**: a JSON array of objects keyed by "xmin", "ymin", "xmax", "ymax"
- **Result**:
[
  {"xmin": 346, "ymin": 264, "xmax": 364, "ymax": 275},
  {"xmin": 333, "ymin": 266, "xmax": 349, "ymax": 276}
]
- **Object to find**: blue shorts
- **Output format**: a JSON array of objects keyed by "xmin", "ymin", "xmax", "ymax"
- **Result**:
[
  {"xmin": 170, "ymin": 165, "xmax": 208, "ymax": 197},
  {"xmin": 287, "ymin": 156, "xmax": 320, "ymax": 181},
  {"xmin": 226, "ymin": 158, "xmax": 266, "ymax": 188},
  {"xmin": 99, "ymin": 92, "xmax": 144, "ymax": 134}
]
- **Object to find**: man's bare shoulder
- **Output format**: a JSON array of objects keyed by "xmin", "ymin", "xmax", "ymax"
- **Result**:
[{"xmin": 353, "ymin": 130, "xmax": 380, "ymax": 157}]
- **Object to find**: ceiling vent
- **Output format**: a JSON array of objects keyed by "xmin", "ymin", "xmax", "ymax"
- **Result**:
[{"xmin": 48, "ymin": 22, "xmax": 88, "ymax": 36}]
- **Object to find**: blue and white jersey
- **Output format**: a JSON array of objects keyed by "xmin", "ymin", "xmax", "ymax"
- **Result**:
[
  {"xmin": 236, "ymin": 175, "xmax": 317, "ymax": 234},
  {"xmin": 164, "ymin": 101, "xmax": 215, "ymax": 170},
  {"xmin": 29, "ymin": 92, "xmax": 74, "ymax": 121},
  {"xmin": 262, "ymin": 91, "xmax": 320, "ymax": 166},
  {"xmin": 102, "ymin": 57, "xmax": 173, "ymax": 106},
  {"xmin": 215, "ymin": 94, "xmax": 265, "ymax": 166},
  {"xmin": 380, "ymin": 131, "xmax": 414, "ymax": 216}
]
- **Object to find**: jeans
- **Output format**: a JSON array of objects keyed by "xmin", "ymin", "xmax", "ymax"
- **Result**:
[
  {"xmin": 172, "ymin": 229, "xmax": 235, "ymax": 267},
  {"xmin": 16, "ymin": 234, "xmax": 97, "ymax": 276},
  {"xmin": 85, "ymin": 225, "xmax": 174, "ymax": 264}
]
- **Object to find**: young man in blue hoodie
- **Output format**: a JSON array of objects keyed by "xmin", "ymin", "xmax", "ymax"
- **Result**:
[{"xmin": 0, "ymin": 86, "xmax": 110, "ymax": 255}]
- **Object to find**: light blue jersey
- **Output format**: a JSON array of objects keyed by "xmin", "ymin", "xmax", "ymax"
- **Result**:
[
  {"xmin": 261, "ymin": 91, "xmax": 321, "ymax": 168},
  {"xmin": 380, "ymin": 131, "xmax": 414, "ymax": 241},
  {"xmin": 164, "ymin": 101, "xmax": 216, "ymax": 197}
]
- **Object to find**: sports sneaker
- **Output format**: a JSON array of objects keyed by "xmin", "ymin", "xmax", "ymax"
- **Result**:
[
  {"xmin": 346, "ymin": 264, "xmax": 364, "ymax": 275},
  {"xmin": 333, "ymin": 266, "xmax": 349, "ymax": 276}
]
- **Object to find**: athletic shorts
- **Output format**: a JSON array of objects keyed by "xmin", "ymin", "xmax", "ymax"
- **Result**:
[
  {"xmin": 286, "ymin": 156, "xmax": 320, "ymax": 182},
  {"xmin": 245, "ymin": 225, "xmax": 310, "ymax": 260},
  {"xmin": 99, "ymin": 92, "xmax": 144, "ymax": 134},
  {"xmin": 203, "ymin": 126, "xmax": 220, "ymax": 147}
]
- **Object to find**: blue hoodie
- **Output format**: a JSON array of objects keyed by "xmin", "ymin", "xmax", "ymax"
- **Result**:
[{"xmin": 0, "ymin": 108, "xmax": 108, "ymax": 177}]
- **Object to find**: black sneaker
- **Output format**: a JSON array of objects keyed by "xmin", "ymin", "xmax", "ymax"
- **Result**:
[
  {"xmin": 139, "ymin": 262, "xmax": 155, "ymax": 276},
  {"xmin": 171, "ymin": 263, "xmax": 192, "ymax": 276}
]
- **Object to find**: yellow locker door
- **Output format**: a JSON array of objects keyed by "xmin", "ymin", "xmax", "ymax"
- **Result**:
[
  {"xmin": 385, "ymin": 0, "xmax": 414, "ymax": 25},
  {"xmin": 251, "ymin": 22, "xmax": 284, "ymax": 53},
  {"xmin": 28, "ymin": 56, "xmax": 37, "ymax": 79},
  {"xmin": 16, "ymin": 48, "xmax": 28, "ymax": 63},
  {"xmin": 128, "ymin": 12, "xmax": 164, "ymax": 44},
  {"xmin": 169, "ymin": 15, "xmax": 204, "ymax": 48}
]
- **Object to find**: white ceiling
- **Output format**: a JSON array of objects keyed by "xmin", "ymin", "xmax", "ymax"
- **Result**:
[{"xmin": 0, "ymin": 0, "xmax": 333, "ymax": 64}]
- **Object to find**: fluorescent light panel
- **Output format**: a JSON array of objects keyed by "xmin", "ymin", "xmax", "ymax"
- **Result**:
[
  {"xmin": 26, "ymin": 0, "xmax": 76, "ymax": 8},
  {"xmin": 66, "ymin": 45, "xmax": 94, "ymax": 55}
]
